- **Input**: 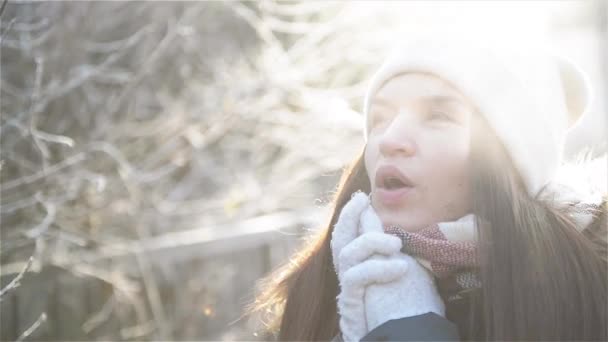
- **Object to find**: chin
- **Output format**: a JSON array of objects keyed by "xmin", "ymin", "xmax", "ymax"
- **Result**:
[
  {"xmin": 376, "ymin": 211, "xmax": 406, "ymax": 230},
  {"xmin": 381, "ymin": 212, "xmax": 428, "ymax": 232}
]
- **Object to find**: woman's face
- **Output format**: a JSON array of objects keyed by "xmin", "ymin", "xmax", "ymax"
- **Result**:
[{"xmin": 364, "ymin": 73, "xmax": 475, "ymax": 232}]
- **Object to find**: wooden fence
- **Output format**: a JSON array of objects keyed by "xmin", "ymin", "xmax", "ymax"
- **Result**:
[{"xmin": 0, "ymin": 206, "xmax": 328, "ymax": 341}]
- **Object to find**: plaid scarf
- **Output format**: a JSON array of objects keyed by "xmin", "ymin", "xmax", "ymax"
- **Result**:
[
  {"xmin": 383, "ymin": 214, "xmax": 482, "ymax": 302},
  {"xmin": 382, "ymin": 183, "xmax": 601, "ymax": 302}
]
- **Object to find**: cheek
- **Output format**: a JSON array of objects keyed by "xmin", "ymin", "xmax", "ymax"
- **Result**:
[
  {"xmin": 424, "ymin": 134, "xmax": 471, "ymax": 202},
  {"xmin": 429, "ymin": 126, "xmax": 470, "ymax": 169}
]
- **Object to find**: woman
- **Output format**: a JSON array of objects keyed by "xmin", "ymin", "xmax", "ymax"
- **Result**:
[{"xmin": 245, "ymin": 38, "xmax": 607, "ymax": 341}]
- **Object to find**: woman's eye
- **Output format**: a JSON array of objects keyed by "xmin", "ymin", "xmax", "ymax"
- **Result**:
[{"xmin": 428, "ymin": 110, "xmax": 452, "ymax": 121}]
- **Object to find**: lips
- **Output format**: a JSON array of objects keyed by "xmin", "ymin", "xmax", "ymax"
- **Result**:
[
  {"xmin": 375, "ymin": 165, "xmax": 414, "ymax": 190},
  {"xmin": 374, "ymin": 165, "xmax": 415, "ymax": 206}
]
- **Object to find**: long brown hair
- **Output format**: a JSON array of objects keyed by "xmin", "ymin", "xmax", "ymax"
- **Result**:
[{"xmin": 245, "ymin": 113, "xmax": 607, "ymax": 341}]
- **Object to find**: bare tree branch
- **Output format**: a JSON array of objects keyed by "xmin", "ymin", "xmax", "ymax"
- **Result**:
[
  {"xmin": 0, "ymin": 256, "xmax": 34, "ymax": 299},
  {"xmin": 15, "ymin": 312, "xmax": 47, "ymax": 342}
]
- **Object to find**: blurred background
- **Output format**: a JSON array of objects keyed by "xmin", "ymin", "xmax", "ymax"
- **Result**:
[{"xmin": 1, "ymin": 1, "xmax": 606, "ymax": 341}]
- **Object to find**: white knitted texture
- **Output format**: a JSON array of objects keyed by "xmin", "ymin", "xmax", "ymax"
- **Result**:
[
  {"xmin": 331, "ymin": 191, "xmax": 372, "ymax": 342},
  {"xmin": 332, "ymin": 192, "xmax": 444, "ymax": 341},
  {"xmin": 359, "ymin": 205, "xmax": 445, "ymax": 333}
]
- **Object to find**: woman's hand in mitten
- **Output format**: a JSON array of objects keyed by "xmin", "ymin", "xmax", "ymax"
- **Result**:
[
  {"xmin": 331, "ymin": 190, "xmax": 370, "ymax": 278},
  {"xmin": 330, "ymin": 190, "xmax": 371, "ymax": 342},
  {"xmin": 336, "ymin": 233, "xmax": 409, "ymax": 341},
  {"xmin": 359, "ymin": 205, "xmax": 446, "ymax": 333},
  {"xmin": 330, "ymin": 191, "xmax": 408, "ymax": 342}
]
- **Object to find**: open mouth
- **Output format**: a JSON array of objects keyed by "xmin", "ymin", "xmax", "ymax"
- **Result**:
[
  {"xmin": 374, "ymin": 165, "xmax": 415, "ymax": 205},
  {"xmin": 381, "ymin": 177, "xmax": 411, "ymax": 190}
]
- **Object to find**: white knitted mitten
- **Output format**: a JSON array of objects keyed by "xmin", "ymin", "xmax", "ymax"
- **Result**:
[
  {"xmin": 359, "ymin": 205, "xmax": 446, "ymax": 332},
  {"xmin": 331, "ymin": 192, "xmax": 408, "ymax": 342},
  {"xmin": 331, "ymin": 191, "xmax": 446, "ymax": 341}
]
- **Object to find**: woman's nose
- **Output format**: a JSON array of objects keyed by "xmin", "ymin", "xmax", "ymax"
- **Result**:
[{"xmin": 378, "ymin": 118, "xmax": 417, "ymax": 158}]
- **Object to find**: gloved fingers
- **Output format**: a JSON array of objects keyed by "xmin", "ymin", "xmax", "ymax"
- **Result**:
[
  {"xmin": 336, "ymin": 288, "xmax": 368, "ymax": 342},
  {"xmin": 331, "ymin": 191, "xmax": 370, "ymax": 273},
  {"xmin": 339, "ymin": 316, "xmax": 367, "ymax": 342},
  {"xmin": 339, "ymin": 232, "xmax": 403, "ymax": 275},
  {"xmin": 394, "ymin": 253, "xmax": 437, "ymax": 281},
  {"xmin": 359, "ymin": 204, "xmax": 385, "ymax": 234},
  {"xmin": 341, "ymin": 257, "xmax": 408, "ymax": 296},
  {"xmin": 364, "ymin": 254, "xmax": 447, "ymax": 326}
]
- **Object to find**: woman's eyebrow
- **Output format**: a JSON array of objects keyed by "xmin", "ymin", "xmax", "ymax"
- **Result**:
[
  {"xmin": 422, "ymin": 95, "xmax": 469, "ymax": 110},
  {"xmin": 370, "ymin": 95, "xmax": 472, "ymax": 117}
]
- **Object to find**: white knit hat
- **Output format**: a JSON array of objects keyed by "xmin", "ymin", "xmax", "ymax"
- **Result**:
[{"xmin": 362, "ymin": 38, "xmax": 593, "ymax": 197}]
